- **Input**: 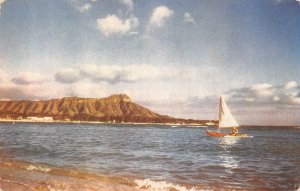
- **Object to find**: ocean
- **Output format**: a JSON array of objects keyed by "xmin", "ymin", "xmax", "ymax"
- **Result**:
[{"xmin": 0, "ymin": 122, "xmax": 299, "ymax": 191}]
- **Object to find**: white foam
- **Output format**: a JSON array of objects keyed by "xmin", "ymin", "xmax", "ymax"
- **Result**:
[
  {"xmin": 26, "ymin": 164, "xmax": 51, "ymax": 172},
  {"xmin": 134, "ymin": 179, "xmax": 211, "ymax": 191},
  {"xmin": 47, "ymin": 185, "xmax": 65, "ymax": 191}
]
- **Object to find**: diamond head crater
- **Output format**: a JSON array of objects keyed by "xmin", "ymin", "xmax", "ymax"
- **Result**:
[{"xmin": 0, "ymin": 94, "xmax": 214, "ymax": 125}]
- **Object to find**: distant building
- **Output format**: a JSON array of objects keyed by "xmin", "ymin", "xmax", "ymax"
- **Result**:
[
  {"xmin": 206, "ymin": 121, "xmax": 216, "ymax": 126},
  {"xmin": 27, "ymin": 117, "xmax": 53, "ymax": 122}
]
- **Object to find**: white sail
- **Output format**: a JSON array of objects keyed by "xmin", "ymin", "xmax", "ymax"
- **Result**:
[{"xmin": 219, "ymin": 95, "xmax": 239, "ymax": 128}]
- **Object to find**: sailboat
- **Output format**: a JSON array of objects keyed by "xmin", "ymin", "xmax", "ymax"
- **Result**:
[{"xmin": 206, "ymin": 95, "xmax": 251, "ymax": 138}]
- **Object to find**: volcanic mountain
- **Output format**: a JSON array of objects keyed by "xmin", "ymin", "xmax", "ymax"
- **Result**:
[{"xmin": 0, "ymin": 94, "xmax": 211, "ymax": 124}]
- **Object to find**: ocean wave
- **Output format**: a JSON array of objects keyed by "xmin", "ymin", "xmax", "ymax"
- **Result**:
[{"xmin": 135, "ymin": 179, "xmax": 211, "ymax": 191}]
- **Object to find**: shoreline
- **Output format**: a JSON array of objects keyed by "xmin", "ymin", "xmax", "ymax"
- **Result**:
[
  {"xmin": 0, "ymin": 159, "xmax": 138, "ymax": 191},
  {"xmin": 0, "ymin": 119, "xmax": 209, "ymax": 127},
  {"xmin": 0, "ymin": 120, "xmax": 298, "ymax": 128},
  {"xmin": 0, "ymin": 159, "xmax": 204, "ymax": 191}
]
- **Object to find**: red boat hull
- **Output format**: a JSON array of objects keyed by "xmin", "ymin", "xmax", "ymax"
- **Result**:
[
  {"xmin": 206, "ymin": 130, "xmax": 251, "ymax": 138},
  {"xmin": 206, "ymin": 130, "xmax": 226, "ymax": 137}
]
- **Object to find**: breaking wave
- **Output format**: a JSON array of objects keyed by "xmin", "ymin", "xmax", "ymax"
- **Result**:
[
  {"xmin": 1, "ymin": 160, "xmax": 212, "ymax": 191},
  {"xmin": 135, "ymin": 179, "xmax": 211, "ymax": 191},
  {"xmin": 26, "ymin": 164, "xmax": 52, "ymax": 172}
]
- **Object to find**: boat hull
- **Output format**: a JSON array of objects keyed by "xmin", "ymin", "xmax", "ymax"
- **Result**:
[
  {"xmin": 206, "ymin": 130, "xmax": 252, "ymax": 138},
  {"xmin": 206, "ymin": 130, "xmax": 226, "ymax": 137}
]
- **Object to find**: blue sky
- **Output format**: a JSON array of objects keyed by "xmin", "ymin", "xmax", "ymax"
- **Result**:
[{"xmin": 0, "ymin": 0, "xmax": 299, "ymax": 125}]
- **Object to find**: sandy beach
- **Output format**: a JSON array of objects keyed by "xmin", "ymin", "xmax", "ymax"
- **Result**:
[{"xmin": 0, "ymin": 160, "xmax": 138, "ymax": 191}]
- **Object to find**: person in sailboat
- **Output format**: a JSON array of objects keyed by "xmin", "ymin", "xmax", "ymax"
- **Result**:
[{"xmin": 230, "ymin": 127, "xmax": 239, "ymax": 136}]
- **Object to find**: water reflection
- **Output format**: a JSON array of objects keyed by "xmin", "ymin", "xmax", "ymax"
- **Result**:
[
  {"xmin": 219, "ymin": 137, "xmax": 240, "ymax": 146},
  {"xmin": 218, "ymin": 137, "xmax": 241, "ymax": 153},
  {"xmin": 219, "ymin": 154, "xmax": 238, "ymax": 171},
  {"xmin": 218, "ymin": 138, "xmax": 240, "ymax": 174}
]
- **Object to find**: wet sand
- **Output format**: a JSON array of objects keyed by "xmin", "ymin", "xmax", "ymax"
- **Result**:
[
  {"xmin": 0, "ymin": 160, "xmax": 209, "ymax": 191},
  {"xmin": 0, "ymin": 160, "xmax": 139, "ymax": 191}
]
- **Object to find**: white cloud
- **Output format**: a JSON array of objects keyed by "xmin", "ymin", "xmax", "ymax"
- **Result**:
[
  {"xmin": 226, "ymin": 82, "xmax": 300, "ymax": 105},
  {"xmin": 121, "ymin": 0, "xmax": 133, "ymax": 11},
  {"xmin": 67, "ymin": 80, "xmax": 110, "ymax": 98},
  {"xmin": 97, "ymin": 15, "xmax": 139, "ymax": 37},
  {"xmin": 184, "ymin": 12, "xmax": 196, "ymax": 25},
  {"xmin": 56, "ymin": 64, "xmax": 179, "ymax": 84},
  {"xmin": 11, "ymin": 72, "xmax": 50, "ymax": 85},
  {"xmin": 68, "ymin": 0, "xmax": 92, "ymax": 13},
  {"xmin": 0, "ymin": 0, "xmax": 6, "ymax": 15},
  {"xmin": 250, "ymin": 83, "xmax": 274, "ymax": 97},
  {"xmin": 80, "ymin": 64, "xmax": 122, "ymax": 83},
  {"xmin": 284, "ymin": 81, "xmax": 297, "ymax": 90},
  {"xmin": 286, "ymin": 93, "xmax": 300, "ymax": 104},
  {"xmin": 77, "ymin": 3, "xmax": 91, "ymax": 13},
  {"xmin": 148, "ymin": 6, "xmax": 174, "ymax": 30},
  {"xmin": 275, "ymin": 0, "xmax": 299, "ymax": 4}
]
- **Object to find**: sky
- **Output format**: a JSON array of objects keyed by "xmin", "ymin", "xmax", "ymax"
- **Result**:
[{"xmin": 0, "ymin": 0, "xmax": 300, "ymax": 125}]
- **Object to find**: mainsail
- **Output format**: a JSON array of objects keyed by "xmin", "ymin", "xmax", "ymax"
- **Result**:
[{"xmin": 218, "ymin": 95, "xmax": 239, "ymax": 128}]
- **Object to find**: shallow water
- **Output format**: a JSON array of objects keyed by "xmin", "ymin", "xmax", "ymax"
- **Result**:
[{"xmin": 0, "ymin": 122, "xmax": 299, "ymax": 190}]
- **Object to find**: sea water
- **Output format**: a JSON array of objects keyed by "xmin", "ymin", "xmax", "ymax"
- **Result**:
[{"xmin": 0, "ymin": 123, "xmax": 299, "ymax": 190}]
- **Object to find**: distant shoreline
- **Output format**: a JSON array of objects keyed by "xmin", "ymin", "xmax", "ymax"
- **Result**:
[
  {"xmin": 0, "ymin": 119, "xmax": 208, "ymax": 127},
  {"xmin": 0, "ymin": 119, "xmax": 298, "ymax": 128}
]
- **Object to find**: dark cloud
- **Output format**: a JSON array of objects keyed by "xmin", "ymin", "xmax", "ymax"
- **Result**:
[
  {"xmin": 0, "ymin": 87, "xmax": 41, "ymax": 100},
  {"xmin": 11, "ymin": 77, "xmax": 32, "ymax": 85},
  {"xmin": 227, "ymin": 82, "xmax": 300, "ymax": 105},
  {"xmin": 55, "ymin": 69, "xmax": 81, "ymax": 84},
  {"xmin": 11, "ymin": 73, "xmax": 49, "ymax": 85}
]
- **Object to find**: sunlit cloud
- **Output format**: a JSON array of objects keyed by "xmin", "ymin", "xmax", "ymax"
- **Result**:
[
  {"xmin": 55, "ymin": 64, "xmax": 179, "ymax": 84},
  {"xmin": 147, "ymin": 6, "xmax": 174, "ymax": 31},
  {"xmin": 97, "ymin": 15, "xmax": 139, "ymax": 37},
  {"xmin": 285, "ymin": 81, "xmax": 297, "ymax": 90},
  {"xmin": 249, "ymin": 83, "xmax": 274, "ymax": 98}
]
